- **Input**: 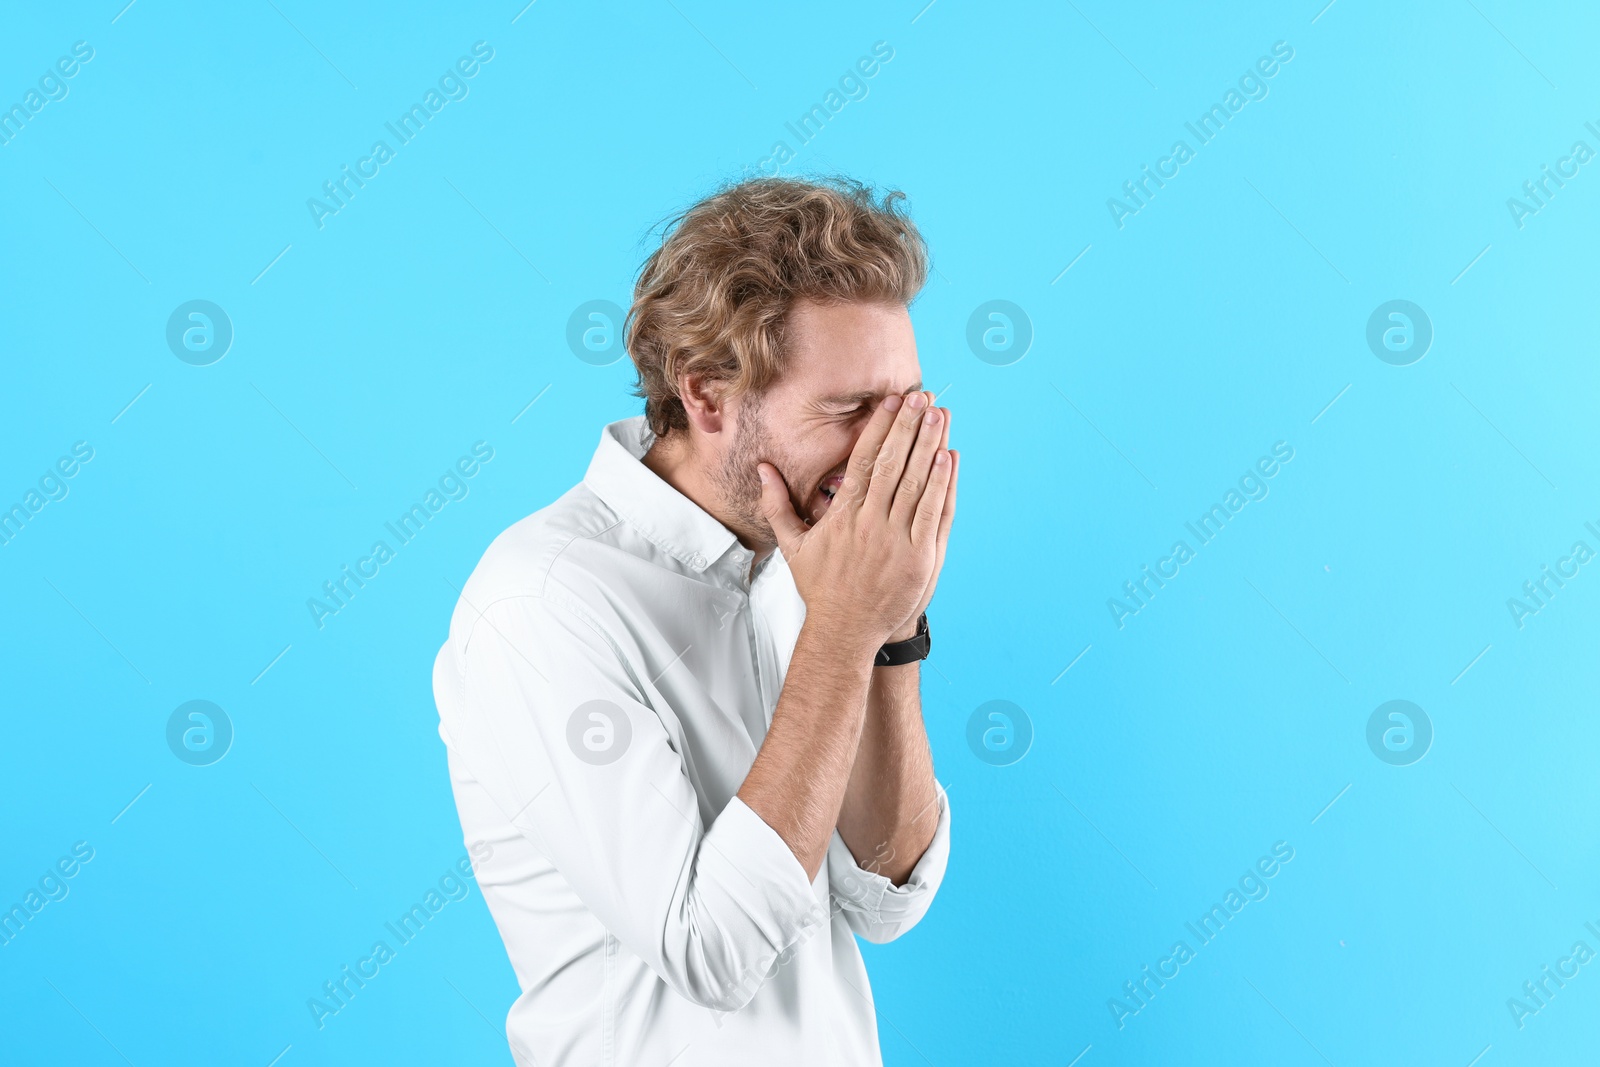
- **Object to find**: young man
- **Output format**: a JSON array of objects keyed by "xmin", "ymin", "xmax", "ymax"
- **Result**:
[{"xmin": 433, "ymin": 177, "xmax": 959, "ymax": 1066}]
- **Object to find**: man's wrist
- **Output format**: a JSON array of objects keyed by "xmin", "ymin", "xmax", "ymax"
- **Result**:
[
  {"xmin": 875, "ymin": 612, "xmax": 929, "ymax": 667},
  {"xmin": 803, "ymin": 610, "xmax": 887, "ymax": 660},
  {"xmin": 886, "ymin": 618, "xmax": 922, "ymax": 643}
]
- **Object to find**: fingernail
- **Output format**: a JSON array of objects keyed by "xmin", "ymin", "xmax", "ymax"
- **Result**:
[
  {"xmin": 758, "ymin": 467, "xmax": 769, "ymax": 484},
  {"xmin": 924, "ymin": 409, "xmax": 939, "ymax": 426},
  {"xmin": 935, "ymin": 450, "xmax": 949, "ymax": 465},
  {"xmin": 908, "ymin": 392, "xmax": 927, "ymax": 410},
  {"xmin": 884, "ymin": 394, "xmax": 903, "ymax": 411}
]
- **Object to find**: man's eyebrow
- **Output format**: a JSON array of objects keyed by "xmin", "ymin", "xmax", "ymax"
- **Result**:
[{"xmin": 818, "ymin": 381, "xmax": 923, "ymax": 406}]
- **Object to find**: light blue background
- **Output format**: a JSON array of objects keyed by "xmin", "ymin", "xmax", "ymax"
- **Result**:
[{"xmin": 3, "ymin": 1, "xmax": 1597, "ymax": 1064}]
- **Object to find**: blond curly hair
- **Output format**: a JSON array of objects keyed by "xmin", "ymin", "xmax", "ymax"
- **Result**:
[{"xmin": 626, "ymin": 176, "xmax": 928, "ymax": 438}]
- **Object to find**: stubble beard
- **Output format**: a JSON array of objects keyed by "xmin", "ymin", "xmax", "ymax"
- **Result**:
[{"xmin": 714, "ymin": 394, "xmax": 790, "ymax": 550}]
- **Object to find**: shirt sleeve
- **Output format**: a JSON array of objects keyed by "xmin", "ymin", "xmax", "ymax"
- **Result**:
[
  {"xmin": 435, "ymin": 591, "xmax": 829, "ymax": 1012},
  {"xmin": 826, "ymin": 783, "xmax": 951, "ymax": 944}
]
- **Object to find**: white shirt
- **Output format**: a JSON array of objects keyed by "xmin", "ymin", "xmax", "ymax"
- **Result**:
[{"xmin": 432, "ymin": 416, "xmax": 951, "ymax": 1067}]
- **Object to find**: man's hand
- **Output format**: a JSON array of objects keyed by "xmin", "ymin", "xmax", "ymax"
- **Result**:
[
  {"xmin": 759, "ymin": 391, "xmax": 955, "ymax": 647},
  {"xmin": 740, "ymin": 389, "xmax": 955, "ymax": 881},
  {"xmin": 901, "ymin": 398, "xmax": 957, "ymax": 640}
]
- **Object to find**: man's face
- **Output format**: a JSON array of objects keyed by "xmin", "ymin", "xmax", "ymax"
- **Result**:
[{"xmin": 714, "ymin": 298, "xmax": 922, "ymax": 547}]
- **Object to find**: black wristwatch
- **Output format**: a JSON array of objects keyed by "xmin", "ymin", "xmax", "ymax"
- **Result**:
[{"xmin": 875, "ymin": 613, "xmax": 930, "ymax": 667}]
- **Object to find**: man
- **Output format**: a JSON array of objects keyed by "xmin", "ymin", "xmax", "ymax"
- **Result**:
[{"xmin": 433, "ymin": 176, "xmax": 960, "ymax": 1066}]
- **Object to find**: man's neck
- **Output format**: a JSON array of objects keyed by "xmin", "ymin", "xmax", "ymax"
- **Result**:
[{"xmin": 641, "ymin": 431, "xmax": 776, "ymax": 569}]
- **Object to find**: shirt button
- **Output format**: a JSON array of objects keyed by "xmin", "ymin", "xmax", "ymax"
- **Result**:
[{"xmin": 689, "ymin": 553, "xmax": 706, "ymax": 569}]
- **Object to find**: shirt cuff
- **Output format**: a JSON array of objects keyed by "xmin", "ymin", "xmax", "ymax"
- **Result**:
[
  {"xmin": 828, "ymin": 783, "xmax": 951, "ymax": 930},
  {"xmin": 700, "ymin": 795, "xmax": 830, "ymax": 982}
]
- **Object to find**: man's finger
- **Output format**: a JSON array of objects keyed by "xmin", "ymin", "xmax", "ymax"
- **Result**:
[
  {"xmin": 758, "ymin": 463, "xmax": 810, "ymax": 557},
  {"xmin": 911, "ymin": 449, "xmax": 952, "ymax": 547},
  {"xmin": 930, "ymin": 409, "xmax": 954, "ymax": 552},
  {"xmin": 890, "ymin": 405, "xmax": 944, "ymax": 531},
  {"xmin": 837, "ymin": 394, "xmax": 902, "ymax": 505},
  {"xmin": 935, "ymin": 448, "xmax": 958, "ymax": 550},
  {"xmin": 866, "ymin": 391, "xmax": 931, "ymax": 517},
  {"xmin": 910, "ymin": 449, "xmax": 958, "ymax": 619}
]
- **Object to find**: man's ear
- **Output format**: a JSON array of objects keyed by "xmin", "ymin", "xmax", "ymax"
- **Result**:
[{"xmin": 678, "ymin": 372, "xmax": 728, "ymax": 436}]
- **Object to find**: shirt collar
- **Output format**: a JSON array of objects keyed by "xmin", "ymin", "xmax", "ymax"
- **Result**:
[{"xmin": 583, "ymin": 416, "xmax": 740, "ymax": 575}]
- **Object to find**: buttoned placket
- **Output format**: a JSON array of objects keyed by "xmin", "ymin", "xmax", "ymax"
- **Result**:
[
  {"xmin": 711, "ymin": 545, "xmax": 775, "ymax": 732},
  {"xmin": 744, "ymin": 553, "xmax": 785, "ymax": 733}
]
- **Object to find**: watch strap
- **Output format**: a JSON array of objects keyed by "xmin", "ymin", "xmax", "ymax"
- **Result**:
[{"xmin": 874, "ymin": 613, "xmax": 930, "ymax": 666}]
